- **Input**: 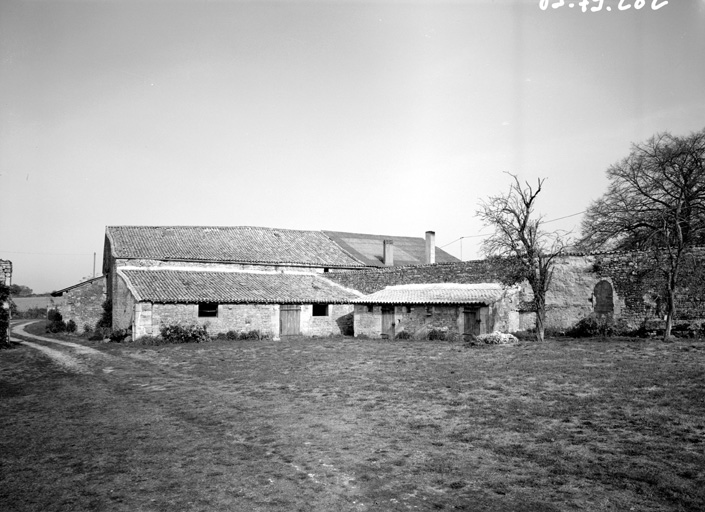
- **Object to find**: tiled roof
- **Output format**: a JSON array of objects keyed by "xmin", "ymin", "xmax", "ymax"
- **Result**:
[
  {"xmin": 353, "ymin": 283, "xmax": 507, "ymax": 305},
  {"xmin": 106, "ymin": 226, "xmax": 365, "ymax": 268},
  {"xmin": 118, "ymin": 268, "xmax": 362, "ymax": 304},
  {"xmin": 323, "ymin": 231, "xmax": 460, "ymax": 267},
  {"xmin": 51, "ymin": 276, "xmax": 104, "ymax": 297}
]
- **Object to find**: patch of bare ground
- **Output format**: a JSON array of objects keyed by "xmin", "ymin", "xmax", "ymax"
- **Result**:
[{"xmin": 2, "ymin": 327, "xmax": 704, "ymax": 511}]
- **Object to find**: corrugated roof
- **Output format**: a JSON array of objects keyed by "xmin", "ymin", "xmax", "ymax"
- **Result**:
[
  {"xmin": 118, "ymin": 268, "xmax": 362, "ymax": 304},
  {"xmin": 353, "ymin": 283, "xmax": 507, "ymax": 305},
  {"xmin": 323, "ymin": 231, "xmax": 460, "ymax": 266},
  {"xmin": 106, "ymin": 226, "xmax": 365, "ymax": 267}
]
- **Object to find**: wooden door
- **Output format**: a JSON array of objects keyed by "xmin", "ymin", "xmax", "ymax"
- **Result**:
[
  {"xmin": 280, "ymin": 305, "xmax": 301, "ymax": 336},
  {"xmin": 464, "ymin": 308, "xmax": 480, "ymax": 336},
  {"xmin": 381, "ymin": 306, "xmax": 395, "ymax": 339}
]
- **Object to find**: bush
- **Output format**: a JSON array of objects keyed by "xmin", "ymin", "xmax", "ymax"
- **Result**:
[
  {"xmin": 88, "ymin": 327, "xmax": 112, "ymax": 341},
  {"xmin": 109, "ymin": 329, "xmax": 131, "ymax": 343},
  {"xmin": 14, "ymin": 307, "xmax": 47, "ymax": 319},
  {"xmin": 395, "ymin": 331, "xmax": 413, "ymax": 340},
  {"xmin": 65, "ymin": 319, "xmax": 77, "ymax": 333},
  {"xmin": 566, "ymin": 316, "xmax": 614, "ymax": 338},
  {"xmin": 427, "ymin": 329, "xmax": 447, "ymax": 341},
  {"xmin": 475, "ymin": 331, "xmax": 519, "ymax": 345},
  {"xmin": 46, "ymin": 310, "xmax": 67, "ymax": 333},
  {"xmin": 159, "ymin": 323, "xmax": 210, "ymax": 344},
  {"xmin": 96, "ymin": 299, "xmax": 112, "ymax": 329}
]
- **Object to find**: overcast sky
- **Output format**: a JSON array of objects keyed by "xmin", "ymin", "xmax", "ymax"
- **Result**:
[{"xmin": 1, "ymin": 0, "xmax": 704, "ymax": 293}]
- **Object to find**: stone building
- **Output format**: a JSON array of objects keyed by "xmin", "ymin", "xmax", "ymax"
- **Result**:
[
  {"xmin": 352, "ymin": 283, "xmax": 522, "ymax": 339},
  {"xmin": 50, "ymin": 276, "xmax": 107, "ymax": 330},
  {"xmin": 329, "ymin": 248, "xmax": 705, "ymax": 333},
  {"xmin": 116, "ymin": 268, "xmax": 360, "ymax": 339},
  {"xmin": 101, "ymin": 225, "xmax": 458, "ymax": 339}
]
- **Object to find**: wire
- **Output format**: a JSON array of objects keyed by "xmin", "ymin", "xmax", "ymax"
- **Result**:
[
  {"xmin": 0, "ymin": 250, "xmax": 95, "ymax": 256},
  {"xmin": 543, "ymin": 210, "xmax": 586, "ymax": 224},
  {"xmin": 440, "ymin": 210, "xmax": 586, "ymax": 247}
]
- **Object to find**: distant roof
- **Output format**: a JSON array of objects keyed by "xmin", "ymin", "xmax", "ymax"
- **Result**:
[
  {"xmin": 51, "ymin": 276, "xmax": 104, "ymax": 297},
  {"xmin": 323, "ymin": 231, "xmax": 460, "ymax": 267},
  {"xmin": 106, "ymin": 226, "xmax": 365, "ymax": 268},
  {"xmin": 118, "ymin": 268, "xmax": 362, "ymax": 304},
  {"xmin": 353, "ymin": 283, "xmax": 508, "ymax": 305}
]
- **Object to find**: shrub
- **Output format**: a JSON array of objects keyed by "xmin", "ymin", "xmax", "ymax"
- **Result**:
[
  {"xmin": 566, "ymin": 316, "xmax": 614, "ymax": 338},
  {"xmin": 88, "ymin": 327, "xmax": 112, "ymax": 341},
  {"xmin": 475, "ymin": 331, "xmax": 519, "ymax": 345},
  {"xmin": 109, "ymin": 329, "xmax": 131, "ymax": 342},
  {"xmin": 96, "ymin": 299, "xmax": 112, "ymax": 329},
  {"xmin": 427, "ymin": 329, "xmax": 447, "ymax": 341},
  {"xmin": 159, "ymin": 323, "xmax": 210, "ymax": 344},
  {"xmin": 46, "ymin": 310, "xmax": 67, "ymax": 333},
  {"xmin": 65, "ymin": 319, "xmax": 77, "ymax": 333},
  {"xmin": 14, "ymin": 307, "xmax": 47, "ymax": 319},
  {"xmin": 395, "ymin": 331, "xmax": 413, "ymax": 340}
]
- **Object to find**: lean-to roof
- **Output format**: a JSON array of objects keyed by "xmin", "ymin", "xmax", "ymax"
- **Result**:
[
  {"xmin": 118, "ymin": 268, "xmax": 362, "ymax": 304},
  {"xmin": 352, "ymin": 283, "xmax": 507, "ymax": 305}
]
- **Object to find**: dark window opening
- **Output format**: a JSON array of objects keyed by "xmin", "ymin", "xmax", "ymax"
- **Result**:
[
  {"xmin": 198, "ymin": 302, "xmax": 218, "ymax": 317},
  {"xmin": 367, "ymin": 304, "xmax": 374, "ymax": 313},
  {"xmin": 312, "ymin": 304, "xmax": 329, "ymax": 316}
]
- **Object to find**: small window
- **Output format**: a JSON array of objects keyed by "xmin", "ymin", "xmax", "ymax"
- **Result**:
[
  {"xmin": 312, "ymin": 304, "xmax": 329, "ymax": 316},
  {"xmin": 426, "ymin": 306, "xmax": 433, "ymax": 316},
  {"xmin": 367, "ymin": 304, "xmax": 374, "ymax": 313},
  {"xmin": 198, "ymin": 302, "xmax": 218, "ymax": 317}
]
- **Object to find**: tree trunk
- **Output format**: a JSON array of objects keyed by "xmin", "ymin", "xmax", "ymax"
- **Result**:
[
  {"xmin": 663, "ymin": 254, "xmax": 681, "ymax": 341},
  {"xmin": 534, "ymin": 295, "xmax": 546, "ymax": 342},
  {"xmin": 664, "ymin": 280, "xmax": 677, "ymax": 341}
]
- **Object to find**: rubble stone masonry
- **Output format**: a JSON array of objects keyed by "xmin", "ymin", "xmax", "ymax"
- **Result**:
[{"xmin": 329, "ymin": 249, "xmax": 705, "ymax": 330}]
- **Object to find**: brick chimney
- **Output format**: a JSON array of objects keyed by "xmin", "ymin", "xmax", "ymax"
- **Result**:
[
  {"xmin": 383, "ymin": 239, "xmax": 394, "ymax": 266},
  {"xmin": 425, "ymin": 231, "xmax": 435, "ymax": 264}
]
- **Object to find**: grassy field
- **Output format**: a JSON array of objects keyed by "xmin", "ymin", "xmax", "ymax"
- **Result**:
[
  {"xmin": 11, "ymin": 296, "xmax": 52, "ymax": 311},
  {"xmin": 2, "ymin": 322, "xmax": 704, "ymax": 511}
]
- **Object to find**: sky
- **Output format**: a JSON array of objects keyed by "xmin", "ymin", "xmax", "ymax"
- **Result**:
[{"xmin": 1, "ymin": 0, "xmax": 704, "ymax": 293}]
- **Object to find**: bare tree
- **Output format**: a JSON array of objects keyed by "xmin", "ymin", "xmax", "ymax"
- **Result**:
[
  {"xmin": 580, "ymin": 129, "xmax": 705, "ymax": 340},
  {"xmin": 477, "ymin": 174, "xmax": 566, "ymax": 342}
]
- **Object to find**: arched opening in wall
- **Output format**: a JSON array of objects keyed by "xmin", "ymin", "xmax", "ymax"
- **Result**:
[{"xmin": 593, "ymin": 280, "xmax": 614, "ymax": 316}]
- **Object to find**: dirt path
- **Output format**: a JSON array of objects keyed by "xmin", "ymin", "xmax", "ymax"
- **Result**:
[{"xmin": 10, "ymin": 321, "xmax": 110, "ymax": 374}]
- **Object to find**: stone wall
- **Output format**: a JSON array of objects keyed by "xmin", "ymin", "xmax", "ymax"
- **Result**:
[
  {"xmin": 332, "ymin": 250, "xmax": 705, "ymax": 331},
  {"xmin": 114, "ymin": 274, "xmax": 136, "ymax": 331},
  {"xmin": 51, "ymin": 278, "xmax": 106, "ymax": 331},
  {"xmin": 354, "ymin": 301, "xmax": 516, "ymax": 339},
  {"xmin": 135, "ymin": 303, "xmax": 279, "ymax": 339},
  {"xmin": 132, "ymin": 302, "xmax": 354, "ymax": 340},
  {"xmin": 299, "ymin": 304, "xmax": 354, "ymax": 336},
  {"xmin": 327, "ymin": 260, "xmax": 506, "ymax": 294}
]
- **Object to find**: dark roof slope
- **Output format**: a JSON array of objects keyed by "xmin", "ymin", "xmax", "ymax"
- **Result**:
[
  {"xmin": 323, "ymin": 231, "xmax": 460, "ymax": 267},
  {"xmin": 106, "ymin": 226, "xmax": 365, "ymax": 268},
  {"xmin": 118, "ymin": 269, "xmax": 361, "ymax": 304}
]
